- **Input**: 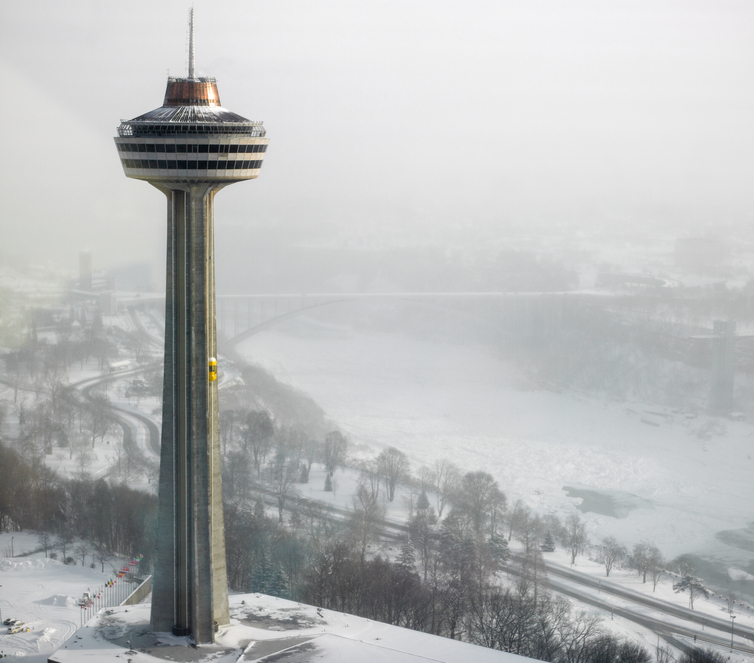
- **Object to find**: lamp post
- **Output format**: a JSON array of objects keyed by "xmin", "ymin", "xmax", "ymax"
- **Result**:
[
  {"xmin": 11, "ymin": 537, "xmax": 13, "ymax": 557},
  {"xmin": 730, "ymin": 614, "xmax": 736, "ymax": 652}
]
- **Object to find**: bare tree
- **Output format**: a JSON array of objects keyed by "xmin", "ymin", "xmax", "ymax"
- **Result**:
[
  {"xmin": 94, "ymin": 545, "xmax": 112, "ymax": 572},
  {"xmin": 630, "ymin": 541, "xmax": 651, "ymax": 582},
  {"xmin": 646, "ymin": 545, "xmax": 665, "ymax": 591},
  {"xmin": 87, "ymin": 393, "xmax": 115, "ymax": 448},
  {"xmin": 37, "ymin": 531, "xmax": 53, "ymax": 558},
  {"xmin": 108, "ymin": 444, "xmax": 142, "ymax": 485},
  {"xmin": 322, "ymin": 430, "xmax": 347, "ymax": 476},
  {"xmin": 417, "ymin": 465, "xmax": 435, "ymax": 492},
  {"xmin": 219, "ymin": 409, "xmax": 240, "ymax": 458},
  {"xmin": 557, "ymin": 610, "xmax": 604, "ymax": 663},
  {"xmin": 75, "ymin": 542, "xmax": 92, "ymax": 567},
  {"xmin": 3, "ymin": 352, "xmax": 24, "ymax": 404},
  {"xmin": 432, "ymin": 458, "xmax": 460, "ymax": 518},
  {"xmin": 564, "ymin": 513, "xmax": 588, "ymax": 565},
  {"xmin": 42, "ymin": 361, "xmax": 68, "ymax": 423},
  {"xmin": 453, "ymin": 471, "xmax": 506, "ymax": 538},
  {"xmin": 678, "ymin": 648, "xmax": 728, "ymax": 663},
  {"xmin": 376, "ymin": 446, "xmax": 410, "ymax": 502},
  {"xmin": 598, "ymin": 536, "xmax": 626, "ymax": 577},
  {"xmin": 409, "ymin": 490, "xmax": 437, "ymax": 582},
  {"xmin": 265, "ymin": 451, "xmax": 300, "ymax": 523},
  {"xmin": 356, "ymin": 457, "xmax": 381, "ymax": 501},
  {"xmin": 507, "ymin": 499, "xmax": 528, "ymax": 541},
  {"xmin": 55, "ymin": 533, "xmax": 74, "ymax": 562},
  {"xmin": 348, "ymin": 484, "xmax": 386, "ymax": 565},
  {"xmin": 74, "ymin": 443, "xmax": 93, "ymax": 479},
  {"xmin": 241, "ymin": 409, "xmax": 274, "ymax": 476}
]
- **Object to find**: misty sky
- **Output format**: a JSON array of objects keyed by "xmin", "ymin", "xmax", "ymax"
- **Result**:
[{"xmin": 1, "ymin": 0, "xmax": 752, "ymax": 273}]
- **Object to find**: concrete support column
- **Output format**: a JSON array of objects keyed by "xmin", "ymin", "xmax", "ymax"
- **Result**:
[{"xmin": 151, "ymin": 184, "xmax": 229, "ymax": 643}]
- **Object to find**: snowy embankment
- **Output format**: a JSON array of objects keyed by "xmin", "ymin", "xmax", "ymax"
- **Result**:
[{"xmin": 238, "ymin": 320, "xmax": 754, "ymax": 595}]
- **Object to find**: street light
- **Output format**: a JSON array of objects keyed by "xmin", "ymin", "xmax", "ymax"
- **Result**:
[{"xmin": 730, "ymin": 614, "xmax": 736, "ymax": 652}]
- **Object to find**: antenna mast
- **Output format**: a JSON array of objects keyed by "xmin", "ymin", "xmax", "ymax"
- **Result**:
[{"xmin": 188, "ymin": 7, "xmax": 195, "ymax": 79}]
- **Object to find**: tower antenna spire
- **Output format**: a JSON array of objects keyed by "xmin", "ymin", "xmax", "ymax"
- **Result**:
[{"xmin": 188, "ymin": 7, "xmax": 195, "ymax": 79}]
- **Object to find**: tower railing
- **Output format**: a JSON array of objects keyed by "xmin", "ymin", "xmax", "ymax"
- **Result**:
[{"xmin": 117, "ymin": 121, "xmax": 266, "ymax": 137}]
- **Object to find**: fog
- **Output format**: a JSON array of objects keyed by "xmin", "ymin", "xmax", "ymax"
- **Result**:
[
  {"xmin": 4, "ymin": 4, "xmax": 754, "ymax": 650},
  {"xmin": 1, "ymin": 0, "xmax": 753, "ymax": 278}
]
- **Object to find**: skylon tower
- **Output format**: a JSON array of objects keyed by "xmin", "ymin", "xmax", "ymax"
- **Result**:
[{"xmin": 114, "ymin": 10, "xmax": 268, "ymax": 643}]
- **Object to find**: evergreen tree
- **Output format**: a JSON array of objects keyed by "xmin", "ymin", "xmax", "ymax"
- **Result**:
[
  {"xmin": 395, "ymin": 534, "xmax": 417, "ymax": 574},
  {"xmin": 673, "ymin": 574, "xmax": 709, "ymax": 610},
  {"xmin": 541, "ymin": 530, "xmax": 556, "ymax": 553},
  {"xmin": 324, "ymin": 473, "xmax": 333, "ymax": 492},
  {"xmin": 488, "ymin": 533, "xmax": 510, "ymax": 570},
  {"xmin": 250, "ymin": 552, "xmax": 273, "ymax": 593},
  {"xmin": 267, "ymin": 565, "xmax": 290, "ymax": 599},
  {"xmin": 416, "ymin": 489, "xmax": 430, "ymax": 512},
  {"xmin": 254, "ymin": 495, "xmax": 266, "ymax": 520}
]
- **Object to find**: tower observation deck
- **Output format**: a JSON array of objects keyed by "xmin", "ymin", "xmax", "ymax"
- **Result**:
[{"xmin": 114, "ymin": 10, "xmax": 268, "ymax": 644}]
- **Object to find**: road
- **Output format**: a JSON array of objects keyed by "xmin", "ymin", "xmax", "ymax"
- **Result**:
[{"xmin": 503, "ymin": 555, "xmax": 754, "ymax": 657}]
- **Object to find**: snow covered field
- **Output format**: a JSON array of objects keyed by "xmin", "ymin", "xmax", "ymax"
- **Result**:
[
  {"xmin": 0, "ymin": 532, "xmax": 137, "ymax": 662},
  {"xmin": 238, "ymin": 319, "xmax": 754, "ymax": 596}
]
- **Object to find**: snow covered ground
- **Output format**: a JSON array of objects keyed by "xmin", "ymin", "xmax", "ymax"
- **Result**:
[
  {"xmin": 238, "ymin": 318, "xmax": 754, "ymax": 598},
  {"xmin": 48, "ymin": 593, "xmax": 521, "ymax": 663},
  {"xmin": 0, "ymin": 532, "xmax": 141, "ymax": 662},
  {"xmin": 0, "ymin": 532, "xmax": 519, "ymax": 663}
]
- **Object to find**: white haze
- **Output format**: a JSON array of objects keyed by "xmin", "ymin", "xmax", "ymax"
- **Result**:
[{"xmin": 1, "ymin": 0, "xmax": 753, "ymax": 274}]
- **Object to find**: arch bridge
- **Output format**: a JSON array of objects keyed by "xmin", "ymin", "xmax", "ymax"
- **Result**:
[{"xmin": 216, "ymin": 291, "xmax": 609, "ymax": 347}]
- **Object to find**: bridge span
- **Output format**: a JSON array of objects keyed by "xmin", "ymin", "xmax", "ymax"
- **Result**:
[{"xmin": 215, "ymin": 290, "xmax": 614, "ymax": 347}]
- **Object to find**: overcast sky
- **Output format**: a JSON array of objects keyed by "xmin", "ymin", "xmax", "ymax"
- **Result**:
[{"xmin": 1, "ymin": 0, "xmax": 752, "ymax": 273}]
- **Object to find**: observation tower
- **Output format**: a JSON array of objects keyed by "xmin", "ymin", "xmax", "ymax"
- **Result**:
[{"xmin": 114, "ymin": 10, "xmax": 268, "ymax": 643}]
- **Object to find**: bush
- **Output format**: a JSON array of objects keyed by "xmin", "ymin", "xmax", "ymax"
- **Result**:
[
  {"xmin": 49, "ymin": 552, "xmax": 58, "ymax": 560},
  {"xmin": 679, "ymin": 648, "xmax": 728, "ymax": 663},
  {"xmin": 64, "ymin": 557, "xmax": 75, "ymax": 565}
]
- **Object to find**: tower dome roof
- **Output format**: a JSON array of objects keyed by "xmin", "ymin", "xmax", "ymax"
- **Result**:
[{"xmin": 120, "ymin": 76, "xmax": 262, "ymax": 132}]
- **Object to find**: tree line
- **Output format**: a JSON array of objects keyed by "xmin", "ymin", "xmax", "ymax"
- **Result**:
[{"xmin": 0, "ymin": 441, "xmax": 156, "ymax": 569}]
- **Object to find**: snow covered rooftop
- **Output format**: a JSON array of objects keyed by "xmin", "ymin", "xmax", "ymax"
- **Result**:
[{"xmin": 48, "ymin": 594, "xmax": 526, "ymax": 663}]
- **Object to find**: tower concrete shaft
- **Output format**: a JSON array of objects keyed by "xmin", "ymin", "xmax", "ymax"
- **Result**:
[
  {"xmin": 115, "ymin": 52, "xmax": 267, "ymax": 641},
  {"xmin": 149, "ymin": 183, "xmax": 227, "ymax": 642}
]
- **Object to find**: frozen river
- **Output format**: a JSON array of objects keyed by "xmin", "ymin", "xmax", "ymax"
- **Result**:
[{"xmin": 237, "ymin": 317, "xmax": 754, "ymax": 596}]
